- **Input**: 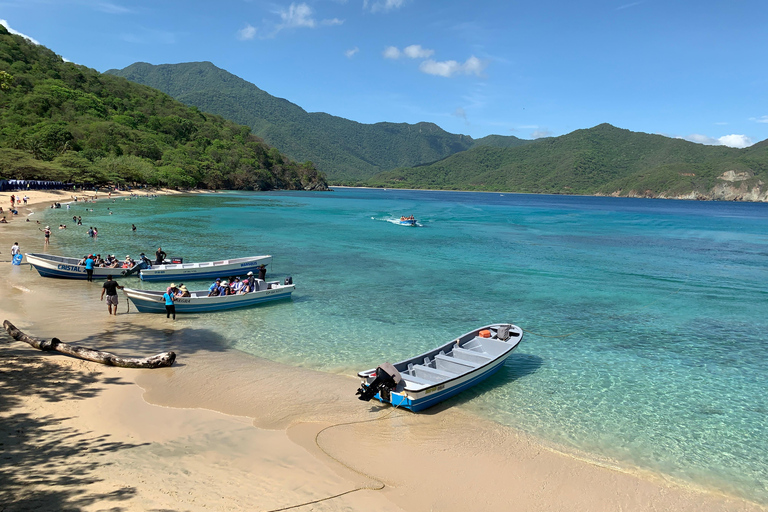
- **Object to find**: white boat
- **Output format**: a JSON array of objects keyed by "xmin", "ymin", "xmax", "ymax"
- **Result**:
[
  {"xmin": 124, "ymin": 279, "xmax": 295, "ymax": 313},
  {"xmin": 356, "ymin": 324, "xmax": 523, "ymax": 412},
  {"xmin": 138, "ymin": 255, "xmax": 271, "ymax": 281},
  {"xmin": 26, "ymin": 253, "xmax": 139, "ymax": 279},
  {"xmin": 25, "ymin": 253, "xmax": 271, "ymax": 281}
]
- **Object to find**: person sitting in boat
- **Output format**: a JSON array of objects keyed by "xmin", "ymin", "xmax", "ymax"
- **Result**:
[
  {"xmin": 208, "ymin": 278, "xmax": 223, "ymax": 297},
  {"xmin": 122, "ymin": 255, "xmax": 135, "ymax": 268},
  {"xmin": 78, "ymin": 256, "xmax": 87, "ymax": 266},
  {"xmin": 239, "ymin": 279, "xmax": 250, "ymax": 294},
  {"xmin": 231, "ymin": 277, "xmax": 244, "ymax": 294},
  {"xmin": 139, "ymin": 253, "xmax": 152, "ymax": 268},
  {"xmin": 220, "ymin": 281, "xmax": 231, "ymax": 296},
  {"xmin": 245, "ymin": 271, "xmax": 256, "ymax": 292},
  {"xmin": 177, "ymin": 284, "xmax": 190, "ymax": 297}
]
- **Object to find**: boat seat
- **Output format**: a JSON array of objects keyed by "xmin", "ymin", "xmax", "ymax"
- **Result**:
[
  {"xmin": 434, "ymin": 353, "xmax": 478, "ymax": 371},
  {"xmin": 402, "ymin": 373, "xmax": 433, "ymax": 386},
  {"xmin": 413, "ymin": 364, "xmax": 457, "ymax": 382},
  {"xmin": 451, "ymin": 347, "xmax": 493, "ymax": 364}
]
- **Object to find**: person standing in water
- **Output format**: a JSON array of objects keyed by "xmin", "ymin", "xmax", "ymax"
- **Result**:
[
  {"xmin": 163, "ymin": 287, "xmax": 176, "ymax": 319},
  {"xmin": 100, "ymin": 275, "xmax": 124, "ymax": 316}
]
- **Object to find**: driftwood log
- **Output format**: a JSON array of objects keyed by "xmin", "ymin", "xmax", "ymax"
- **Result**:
[{"xmin": 3, "ymin": 320, "xmax": 176, "ymax": 368}]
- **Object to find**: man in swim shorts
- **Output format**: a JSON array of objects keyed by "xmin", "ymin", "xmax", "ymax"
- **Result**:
[{"xmin": 100, "ymin": 275, "xmax": 124, "ymax": 315}]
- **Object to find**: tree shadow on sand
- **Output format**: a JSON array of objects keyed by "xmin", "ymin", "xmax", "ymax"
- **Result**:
[{"xmin": 0, "ymin": 323, "xmax": 235, "ymax": 512}]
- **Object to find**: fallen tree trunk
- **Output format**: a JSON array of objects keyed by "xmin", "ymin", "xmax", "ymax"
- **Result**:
[{"xmin": 3, "ymin": 320, "xmax": 176, "ymax": 368}]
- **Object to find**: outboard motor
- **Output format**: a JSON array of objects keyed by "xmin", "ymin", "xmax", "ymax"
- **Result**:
[
  {"xmin": 122, "ymin": 259, "xmax": 149, "ymax": 277},
  {"xmin": 284, "ymin": 276, "xmax": 293, "ymax": 285},
  {"xmin": 356, "ymin": 362, "xmax": 402, "ymax": 402}
]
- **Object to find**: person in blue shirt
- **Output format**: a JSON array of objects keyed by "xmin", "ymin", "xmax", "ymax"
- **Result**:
[
  {"xmin": 208, "ymin": 278, "xmax": 222, "ymax": 296},
  {"xmin": 163, "ymin": 288, "xmax": 176, "ymax": 319},
  {"xmin": 84, "ymin": 254, "xmax": 95, "ymax": 282}
]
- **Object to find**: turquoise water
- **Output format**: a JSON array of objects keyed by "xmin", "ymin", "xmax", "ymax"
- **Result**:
[{"xmin": 40, "ymin": 189, "xmax": 768, "ymax": 503}]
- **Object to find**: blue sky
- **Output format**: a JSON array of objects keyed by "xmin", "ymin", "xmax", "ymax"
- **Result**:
[{"xmin": 1, "ymin": 0, "xmax": 767, "ymax": 147}]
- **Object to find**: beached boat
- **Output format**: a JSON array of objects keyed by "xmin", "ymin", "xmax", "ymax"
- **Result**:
[
  {"xmin": 124, "ymin": 279, "xmax": 295, "ymax": 313},
  {"xmin": 356, "ymin": 323, "xmax": 523, "ymax": 412},
  {"xmin": 25, "ymin": 253, "xmax": 271, "ymax": 281},
  {"xmin": 26, "ymin": 253, "xmax": 144, "ymax": 279},
  {"xmin": 138, "ymin": 255, "xmax": 272, "ymax": 281}
]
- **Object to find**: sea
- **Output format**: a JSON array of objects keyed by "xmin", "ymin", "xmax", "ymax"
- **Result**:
[{"xmin": 39, "ymin": 188, "xmax": 768, "ymax": 504}]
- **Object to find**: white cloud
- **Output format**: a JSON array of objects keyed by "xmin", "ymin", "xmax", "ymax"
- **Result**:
[
  {"xmin": 750, "ymin": 115, "xmax": 768, "ymax": 124},
  {"xmin": 718, "ymin": 134, "xmax": 753, "ymax": 148},
  {"xmin": 531, "ymin": 129, "xmax": 553, "ymax": 139},
  {"xmin": 237, "ymin": 24, "xmax": 257, "ymax": 41},
  {"xmin": 419, "ymin": 55, "xmax": 487, "ymax": 78},
  {"xmin": 364, "ymin": 0, "xmax": 406, "ymax": 13},
  {"xmin": 279, "ymin": 3, "xmax": 316, "ymax": 28},
  {"xmin": 322, "ymin": 18, "xmax": 344, "ymax": 26},
  {"xmin": 403, "ymin": 44, "xmax": 434, "ymax": 59},
  {"xmin": 0, "ymin": 19, "xmax": 41, "ymax": 45},
  {"xmin": 682, "ymin": 134, "xmax": 753, "ymax": 148},
  {"xmin": 453, "ymin": 107, "xmax": 467, "ymax": 121},
  {"xmin": 616, "ymin": 1, "xmax": 643, "ymax": 10},
  {"xmin": 383, "ymin": 46, "xmax": 401, "ymax": 59},
  {"xmin": 345, "ymin": 46, "xmax": 359, "ymax": 58}
]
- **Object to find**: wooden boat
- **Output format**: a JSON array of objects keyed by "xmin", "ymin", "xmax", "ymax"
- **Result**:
[
  {"xmin": 356, "ymin": 323, "xmax": 523, "ymax": 412},
  {"xmin": 25, "ymin": 253, "xmax": 271, "ymax": 281},
  {"xmin": 123, "ymin": 279, "xmax": 295, "ymax": 313}
]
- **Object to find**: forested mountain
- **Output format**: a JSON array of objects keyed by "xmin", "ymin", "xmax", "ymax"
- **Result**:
[
  {"xmin": 369, "ymin": 124, "xmax": 768, "ymax": 200},
  {"xmin": 0, "ymin": 25, "xmax": 328, "ymax": 191},
  {"xmin": 106, "ymin": 61, "xmax": 529, "ymax": 182}
]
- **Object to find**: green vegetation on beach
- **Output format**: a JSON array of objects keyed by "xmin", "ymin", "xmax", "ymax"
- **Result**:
[{"xmin": 0, "ymin": 26, "xmax": 328, "ymax": 191}]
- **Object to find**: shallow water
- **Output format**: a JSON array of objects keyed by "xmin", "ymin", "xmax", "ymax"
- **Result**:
[{"xmin": 38, "ymin": 188, "xmax": 768, "ymax": 503}]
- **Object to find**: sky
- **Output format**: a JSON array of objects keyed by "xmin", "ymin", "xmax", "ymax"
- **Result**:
[{"xmin": 1, "ymin": 0, "xmax": 767, "ymax": 147}]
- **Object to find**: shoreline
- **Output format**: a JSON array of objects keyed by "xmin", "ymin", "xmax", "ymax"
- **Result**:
[{"xmin": 1, "ymin": 195, "xmax": 765, "ymax": 511}]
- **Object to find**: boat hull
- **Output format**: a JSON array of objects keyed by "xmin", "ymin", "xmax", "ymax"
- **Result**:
[{"xmin": 124, "ymin": 285, "xmax": 295, "ymax": 313}]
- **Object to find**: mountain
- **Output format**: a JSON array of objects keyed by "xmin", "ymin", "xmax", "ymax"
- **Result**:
[
  {"xmin": 0, "ymin": 25, "xmax": 328, "ymax": 191},
  {"xmin": 106, "ymin": 61, "xmax": 530, "ymax": 182},
  {"xmin": 368, "ymin": 124, "xmax": 768, "ymax": 201}
]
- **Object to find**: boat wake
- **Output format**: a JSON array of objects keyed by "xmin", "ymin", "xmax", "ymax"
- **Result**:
[{"xmin": 372, "ymin": 216, "xmax": 423, "ymax": 227}]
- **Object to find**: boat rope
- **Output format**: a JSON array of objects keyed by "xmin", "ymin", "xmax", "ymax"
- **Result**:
[
  {"xmin": 520, "ymin": 273, "xmax": 690, "ymax": 340},
  {"xmin": 263, "ymin": 403, "xmax": 403, "ymax": 512}
]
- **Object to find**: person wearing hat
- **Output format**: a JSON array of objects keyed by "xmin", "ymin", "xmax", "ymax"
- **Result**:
[
  {"xmin": 162, "ymin": 286, "xmax": 176, "ymax": 320},
  {"xmin": 208, "ymin": 278, "xmax": 223, "ymax": 297},
  {"xmin": 257, "ymin": 263, "xmax": 267, "ymax": 281},
  {"xmin": 177, "ymin": 284, "xmax": 190, "ymax": 297},
  {"xmin": 39, "ymin": 225, "xmax": 51, "ymax": 245},
  {"xmin": 231, "ymin": 276, "xmax": 243, "ymax": 294},
  {"xmin": 84, "ymin": 254, "xmax": 95, "ymax": 282}
]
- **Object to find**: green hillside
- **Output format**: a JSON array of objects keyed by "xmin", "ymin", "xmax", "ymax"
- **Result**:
[
  {"xmin": 0, "ymin": 26, "xmax": 327, "ymax": 191},
  {"xmin": 106, "ymin": 61, "xmax": 529, "ymax": 182},
  {"xmin": 369, "ymin": 124, "xmax": 768, "ymax": 198}
]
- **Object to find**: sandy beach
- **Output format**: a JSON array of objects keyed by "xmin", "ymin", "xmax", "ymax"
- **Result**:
[{"xmin": 1, "ymin": 196, "xmax": 765, "ymax": 512}]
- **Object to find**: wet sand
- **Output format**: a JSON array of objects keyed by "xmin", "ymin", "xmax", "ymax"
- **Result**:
[{"xmin": 0, "ymin": 199, "xmax": 765, "ymax": 511}]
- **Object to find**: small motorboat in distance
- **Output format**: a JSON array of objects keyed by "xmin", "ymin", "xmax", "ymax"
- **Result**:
[
  {"xmin": 398, "ymin": 215, "xmax": 417, "ymax": 226},
  {"xmin": 356, "ymin": 324, "xmax": 523, "ymax": 412},
  {"xmin": 124, "ymin": 277, "xmax": 295, "ymax": 313}
]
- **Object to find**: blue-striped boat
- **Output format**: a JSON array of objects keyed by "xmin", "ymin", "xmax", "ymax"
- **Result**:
[
  {"xmin": 123, "ymin": 279, "xmax": 294, "ymax": 313},
  {"xmin": 25, "ymin": 253, "xmax": 271, "ymax": 281},
  {"xmin": 356, "ymin": 324, "xmax": 523, "ymax": 412}
]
